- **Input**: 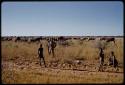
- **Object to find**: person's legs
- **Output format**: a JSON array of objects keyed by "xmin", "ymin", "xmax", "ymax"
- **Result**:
[
  {"xmin": 52, "ymin": 48, "xmax": 55, "ymax": 57},
  {"xmin": 98, "ymin": 65, "xmax": 102, "ymax": 72},
  {"xmin": 42, "ymin": 57, "xmax": 47, "ymax": 67},
  {"xmin": 49, "ymin": 46, "xmax": 51, "ymax": 55},
  {"xmin": 39, "ymin": 57, "xmax": 41, "ymax": 66},
  {"xmin": 98, "ymin": 58, "xmax": 101, "ymax": 71},
  {"xmin": 114, "ymin": 62, "xmax": 118, "ymax": 72},
  {"xmin": 108, "ymin": 58, "xmax": 113, "ymax": 66},
  {"xmin": 98, "ymin": 57, "xmax": 103, "ymax": 71}
]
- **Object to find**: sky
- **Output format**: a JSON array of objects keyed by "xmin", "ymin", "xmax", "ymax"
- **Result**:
[{"xmin": 1, "ymin": 1, "xmax": 123, "ymax": 36}]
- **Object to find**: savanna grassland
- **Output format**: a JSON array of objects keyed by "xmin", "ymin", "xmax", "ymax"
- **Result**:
[{"xmin": 1, "ymin": 37, "xmax": 124, "ymax": 84}]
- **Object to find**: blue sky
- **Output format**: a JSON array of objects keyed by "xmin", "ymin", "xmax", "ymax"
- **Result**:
[{"xmin": 2, "ymin": 1, "xmax": 123, "ymax": 36}]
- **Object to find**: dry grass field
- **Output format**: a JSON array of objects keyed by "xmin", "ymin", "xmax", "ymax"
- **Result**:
[{"xmin": 1, "ymin": 37, "xmax": 124, "ymax": 84}]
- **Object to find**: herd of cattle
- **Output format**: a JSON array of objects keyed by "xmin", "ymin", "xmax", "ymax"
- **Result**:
[
  {"xmin": 2, "ymin": 36, "xmax": 119, "ymax": 48},
  {"xmin": 1, "ymin": 36, "xmax": 116, "ymax": 43},
  {"xmin": 1, "ymin": 36, "xmax": 121, "ymax": 71}
]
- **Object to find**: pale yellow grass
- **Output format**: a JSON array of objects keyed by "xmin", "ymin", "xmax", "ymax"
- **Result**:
[
  {"xmin": 1, "ymin": 38, "xmax": 124, "ymax": 84},
  {"xmin": 2, "ymin": 67, "xmax": 123, "ymax": 84}
]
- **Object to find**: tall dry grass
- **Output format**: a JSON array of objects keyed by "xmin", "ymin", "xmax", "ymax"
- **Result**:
[
  {"xmin": 2, "ymin": 38, "xmax": 123, "ymax": 65},
  {"xmin": 1, "ymin": 38, "xmax": 124, "ymax": 84}
]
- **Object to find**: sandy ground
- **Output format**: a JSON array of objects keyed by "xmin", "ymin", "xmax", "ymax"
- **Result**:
[{"xmin": 2, "ymin": 59, "xmax": 124, "ymax": 84}]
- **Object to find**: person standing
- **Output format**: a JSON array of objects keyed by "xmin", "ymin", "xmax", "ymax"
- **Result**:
[
  {"xmin": 47, "ymin": 39, "xmax": 52, "ymax": 55},
  {"xmin": 108, "ymin": 51, "xmax": 118, "ymax": 71},
  {"xmin": 51, "ymin": 39, "xmax": 57, "ymax": 57},
  {"xmin": 98, "ymin": 48, "xmax": 104, "ymax": 71},
  {"xmin": 38, "ymin": 44, "xmax": 46, "ymax": 67}
]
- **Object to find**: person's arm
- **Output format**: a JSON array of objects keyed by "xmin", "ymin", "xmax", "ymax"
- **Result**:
[
  {"xmin": 42, "ymin": 48, "xmax": 44, "ymax": 56},
  {"xmin": 113, "ymin": 56, "xmax": 115, "ymax": 66}
]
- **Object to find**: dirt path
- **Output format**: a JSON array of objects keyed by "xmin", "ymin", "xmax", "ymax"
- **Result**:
[
  {"xmin": 2, "ymin": 61, "xmax": 123, "ymax": 77},
  {"xmin": 2, "ymin": 61, "xmax": 124, "ymax": 84}
]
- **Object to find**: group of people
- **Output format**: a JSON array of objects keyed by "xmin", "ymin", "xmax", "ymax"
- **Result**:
[
  {"xmin": 38, "ymin": 39, "xmax": 118, "ymax": 72},
  {"xmin": 47, "ymin": 38, "xmax": 57, "ymax": 57},
  {"xmin": 99, "ymin": 48, "xmax": 118, "ymax": 71},
  {"xmin": 38, "ymin": 38, "xmax": 57, "ymax": 67}
]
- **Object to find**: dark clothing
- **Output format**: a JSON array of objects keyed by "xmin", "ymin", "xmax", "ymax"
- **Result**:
[
  {"xmin": 51, "ymin": 41, "xmax": 56, "ymax": 48},
  {"xmin": 99, "ymin": 50, "xmax": 104, "ymax": 58},
  {"xmin": 109, "ymin": 57, "xmax": 113, "ymax": 65},
  {"xmin": 38, "ymin": 48, "xmax": 43, "ymax": 58},
  {"xmin": 109, "ymin": 56, "xmax": 118, "ymax": 68},
  {"xmin": 98, "ymin": 49, "xmax": 105, "ymax": 72},
  {"xmin": 114, "ymin": 58, "xmax": 118, "ymax": 68},
  {"xmin": 47, "ymin": 40, "xmax": 56, "ymax": 56},
  {"xmin": 38, "ymin": 47, "xmax": 46, "ymax": 67},
  {"xmin": 99, "ymin": 49, "xmax": 104, "ymax": 65}
]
